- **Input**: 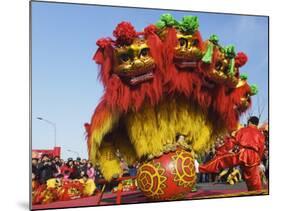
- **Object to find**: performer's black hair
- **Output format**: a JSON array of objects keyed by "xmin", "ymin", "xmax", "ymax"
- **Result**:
[{"xmin": 248, "ymin": 116, "xmax": 259, "ymax": 126}]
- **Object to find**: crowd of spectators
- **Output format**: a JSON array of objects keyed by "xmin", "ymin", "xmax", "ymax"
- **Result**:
[
  {"xmin": 32, "ymin": 154, "xmax": 139, "ymax": 192},
  {"xmin": 32, "ymin": 156, "xmax": 96, "ymax": 184}
]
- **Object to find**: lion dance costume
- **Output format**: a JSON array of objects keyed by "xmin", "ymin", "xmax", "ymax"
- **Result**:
[{"xmin": 85, "ymin": 14, "xmax": 258, "ymax": 200}]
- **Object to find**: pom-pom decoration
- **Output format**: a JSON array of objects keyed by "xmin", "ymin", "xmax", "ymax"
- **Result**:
[
  {"xmin": 250, "ymin": 84, "xmax": 258, "ymax": 95},
  {"xmin": 235, "ymin": 52, "xmax": 248, "ymax": 68},
  {"xmin": 113, "ymin": 21, "xmax": 137, "ymax": 46},
  {"xmin": 155, "ymin": 13, "xmax": 178, "ymax": 29},
  {"xmin": 240, "ymin": 73, "xmax": 248, "ymax": 80},
  {"xmin": 178, "ymin": 16, "xmax": 199, "ymax": 34}
]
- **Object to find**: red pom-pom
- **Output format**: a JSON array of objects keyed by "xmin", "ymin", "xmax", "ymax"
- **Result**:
[
  {"xmin": 113, "ymin": 22, "xmax": 137, "ymax": 45},
  {"xmin": 144, "ymin": 24, "xmax": 157, "ymax": 36},
  {"xmin": 96, "ymin": 38, "xmax": 113, "ymax": 48},
  {"xmin": 235, "ymin": 52, "xmax": 248, "ymax": 67}
]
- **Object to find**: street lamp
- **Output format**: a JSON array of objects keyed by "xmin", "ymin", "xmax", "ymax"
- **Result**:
[
  {"xmin": 37, "ymin": 117, "xmax": 57, "ymax": 147},
  {"xmin": 67, "ymin": 149, "xmax": 80, "ymax": 158}
]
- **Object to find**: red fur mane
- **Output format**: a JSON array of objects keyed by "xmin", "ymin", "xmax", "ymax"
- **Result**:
[
  {"xmin": 212, "ymin": 83, "xmax": 252, "ymax": 131},
  {"xmin": 93, "ymin": 32, "xmax": 164, "ymax": 113},
  {"xmin": 162, "ymin": 27, "xmax": 211, "ymax": 109}
]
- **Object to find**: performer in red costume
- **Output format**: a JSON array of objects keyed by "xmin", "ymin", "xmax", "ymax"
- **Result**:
[
  {"xmin": 214, "ymin": 135, "xmax": 235, "ymax": 157},
  {"xmin": 199, "ymin": 116, "xmax": 265, "ymax": 191}
]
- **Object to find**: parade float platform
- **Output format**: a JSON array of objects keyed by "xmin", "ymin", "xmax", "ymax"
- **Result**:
[{"xmin": 32, "ymin": 182, "xmax": 268, "ymax": 210}]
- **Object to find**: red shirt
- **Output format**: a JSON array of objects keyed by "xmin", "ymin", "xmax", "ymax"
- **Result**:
[
  {"xmin": 60, "ymin": 165, "xmax": 74, "ymax": 175},
  {"xmin": 235, "ymin": 125, "xmax": 265, "ymax": 158}
]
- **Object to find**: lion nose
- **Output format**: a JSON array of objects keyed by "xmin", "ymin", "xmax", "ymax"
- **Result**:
[{"xmin": 132, "ymin": 60, "xmax": 143, "ymax": 69}]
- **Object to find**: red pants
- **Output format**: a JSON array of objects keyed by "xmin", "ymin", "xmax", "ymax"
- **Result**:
[{"xmin": 199, "ymin": 150, "xmax": 262, "ymax": 191}]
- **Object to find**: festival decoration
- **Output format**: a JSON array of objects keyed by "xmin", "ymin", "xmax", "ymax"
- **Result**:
[
  {"xmin": 46, "ymin": 178, "xmax": 62, "ymax": 189},
  {"xmin": 137, "ymin": 148, "xmax": 196, "ymax": 200},
  {"xmin": 85, "ymin": 14, "xmax": 258, "ymax": 200},
  {"xmin": 57, "ymin": 180, "xmax": 84, "ymax": 201},
  {"xmin": 32, "ymin": 185, "xmax": 58, "ymax": 205},
  {"xmin": 32, "ymin": 179, "xmax": 93, "ymax": 204},
  {"xmin": 121, "ymin": 179, "xmax": 137, "ymax": 192},
  {"xmin": 32, "ymin": 179, "xmax": 62, "ymax": 205},
  {"xmin": 79, "ymin": 178, "xmax": 97, "ymax": 197}
]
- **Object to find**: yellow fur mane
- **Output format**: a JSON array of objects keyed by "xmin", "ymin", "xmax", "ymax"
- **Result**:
[
  {"xmin": 126, "ymin": 97, "xmax": 221, "ymax": 157},
  {"xmin": 88, "ymin": 111, "xmax": 120, "ymax": 165},
  {"xmin": 95, "ymin": 140, "xmax": 122, "ymax": 181}
]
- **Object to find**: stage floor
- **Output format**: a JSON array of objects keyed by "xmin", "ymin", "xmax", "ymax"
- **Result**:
[{"xmin": 32, "ymin": 182, "xmax": 268, "ymax": 210}]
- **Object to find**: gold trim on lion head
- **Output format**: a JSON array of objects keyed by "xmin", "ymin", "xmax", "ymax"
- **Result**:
[
  {"xmin": 113, "ymin": 38, "xmax": 156, "ymax": 85},
  {"xmin": 234, "ymin": 79, "xmax": 252, "ymax": 112},
  {"xmin": 208, "ymin": 45, "xmax": 239, "ymax": 87},
  {"xmin": 173, "ymin": 30, "xmax": 203, "ymax": 69},
  {"xmin": 155, "ymin": 14, "xmax": 203, "ymax": 69}
]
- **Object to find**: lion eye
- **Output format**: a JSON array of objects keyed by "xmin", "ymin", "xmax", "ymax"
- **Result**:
[
  {"xmin": 215, "ymin": 61, "xmax": 223, "ymax": 70},
  {"xmin": 192, "ymin": 39, "xmax": 199, "ymax": 46},
  {"xmin": 140, "ymin": 48, "xmax": 149, "ymax": 57},
  {"xmin": 179, "ymin": 38, "xmax": 187, "ymax": 47},
  {"xmin": 120, "ymin": 53, "xmax": 130, "ymax": 62}
]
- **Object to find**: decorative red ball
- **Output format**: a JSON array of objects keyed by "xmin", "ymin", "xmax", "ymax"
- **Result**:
[
  {"xmin": 113, "ymin": 21, "xmax": 137, "ymax": 46},
  {"xmin": 235, "ymin": 52, "xmax": 248, "ymax": 67},
  {"xmin": 136, "ymin": 148, "xmax": 196, "ymax": 201}
]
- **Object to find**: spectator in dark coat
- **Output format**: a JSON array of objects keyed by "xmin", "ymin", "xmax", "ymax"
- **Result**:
[
  {"xmin": 69, "ymin": 160, "xmax": 82, "ymax": 179},
  {"xmin": 80, "ymin": 159, "xmax": 88, "ymax": 177},
  {"xmin": 37, "ymin": 154, "xmax": 57, "ymax": 184},
  {"xmin": 32, "ymin": 158, "xmax": 39, "ymax": 179}
]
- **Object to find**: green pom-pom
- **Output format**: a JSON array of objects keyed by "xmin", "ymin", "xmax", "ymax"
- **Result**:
[
  {"xmin": 179, "ymin": 16, "xmax": 199, "ymax": 33},
  {"xmin": 224, "ymin": 45, "xmax": 236, "ymax": 58},
  {"xmin": 160, "ymin": 13, "xmax": 177, "ymax": 27},
  {"xmin": 209, "ymin": 34, "xmax": 219, "ymax": 44},
  {"xmin": 250, "ymin": 84, "xmax": 258, "ymax": 95},
  {"xmin": 155, "ymin": 20, "xmax": 166, "ymax": 29},
  {"xmin": 240, "ymin": 73, "xmax": 248, "ymax": 80}
]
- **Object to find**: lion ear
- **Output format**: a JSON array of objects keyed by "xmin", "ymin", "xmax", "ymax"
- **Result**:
[
  {"xmin": 145, "ymin": 25, "xmax": 164, "ymax": 73},
  {"xmin": 93, "ymin": 48, "xmax": 104, "ymax": 64},
  {"xmin": 93, "ymin": 38, "xmax": 115, "ymax": 86}
]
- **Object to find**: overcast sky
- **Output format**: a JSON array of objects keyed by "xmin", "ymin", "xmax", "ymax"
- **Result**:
[{"xmin": 31, "ymin": 2, "xmax": 268, "ymax": 160}]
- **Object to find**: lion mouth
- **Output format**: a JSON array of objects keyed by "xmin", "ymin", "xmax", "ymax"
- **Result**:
[
  {"xmin": 174, "ymin": 58, "xmax": 198, "ymax": 69},
  {"xmin": 129, "ymin": 71, "xmax": 154, "ymax": 85},
  {"xmin": 116, "ymin": 63, "xmax": 155, "ymax": 86}
]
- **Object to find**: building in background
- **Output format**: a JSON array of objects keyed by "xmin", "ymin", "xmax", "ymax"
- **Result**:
[{"xmin": 32, "ymin": 146, "xmax": 61, "ymax": 159}]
